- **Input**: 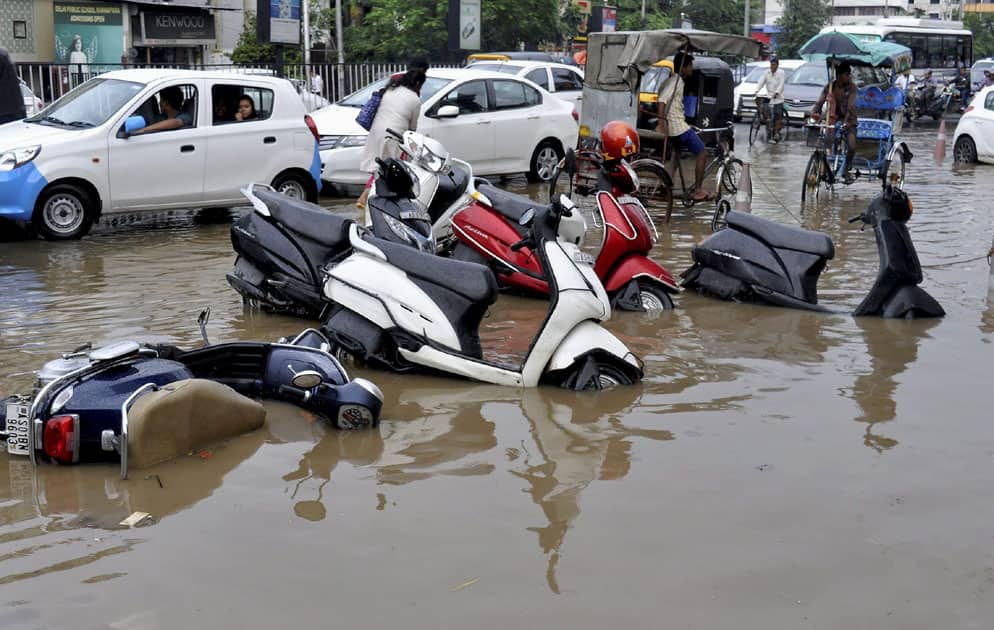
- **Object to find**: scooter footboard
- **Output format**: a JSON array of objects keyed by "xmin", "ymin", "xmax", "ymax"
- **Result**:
[{"xmin": 543, "ymin": 321, "xmax": 642, "ymax": 382}]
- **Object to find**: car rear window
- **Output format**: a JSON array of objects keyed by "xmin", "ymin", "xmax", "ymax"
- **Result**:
[{"xmin": 212, "ymin": 84, "xmax": 275, "ymax": 124}]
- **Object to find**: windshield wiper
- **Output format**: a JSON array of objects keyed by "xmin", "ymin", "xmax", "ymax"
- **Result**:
[
  {"xmin": 68, "ymin": 121, "xmax": 95, "ymax": 128},
  {"xmin": 35, "ymin": 116, "xmax": 68, "ymax": 126}
]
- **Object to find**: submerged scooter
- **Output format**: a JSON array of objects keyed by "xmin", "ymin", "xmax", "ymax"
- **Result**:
[
  {"xmin": 227, "ymin": 160, "xmax": 433, "ymax": 317},
  {"xmin": 681, "ymin": 185, "xmax": 944, "ymax": 318},
  {"xmin": 0, "ymin": 310, "xmax": 384, "ymax": 479},
  {"xmin": 321, "ymin": 151, "xmax": 643, "ymax": 389}
]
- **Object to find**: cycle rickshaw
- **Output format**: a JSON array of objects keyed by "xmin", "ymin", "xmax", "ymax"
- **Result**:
[
  {"xmin": 798, "ymin": 34, "xmax": 914, "ymax": 203},
  {"xmin": 574, "ymin": 30, "xmax": 763, "ymax": 221}
]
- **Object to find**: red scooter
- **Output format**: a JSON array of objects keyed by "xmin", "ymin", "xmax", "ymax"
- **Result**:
[{"xmin": 449, "ymin": 125, "xmax": 679, "ymax": 311}]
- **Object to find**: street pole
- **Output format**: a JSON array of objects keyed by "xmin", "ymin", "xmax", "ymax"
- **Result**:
[
  {"xmin": 641, "ymin": 0, "xmax": 646, "ymax": 25},
  {"xmin": 302, "ymin": 0, "xmax": 311, "ymax": 66},
  {"xmin": 744, "ymin": 0, "xmax": 749, "ymax": 37},
  {"xmin": 335, "ymin": 0, "xmax": 344, "ymax": 64}
]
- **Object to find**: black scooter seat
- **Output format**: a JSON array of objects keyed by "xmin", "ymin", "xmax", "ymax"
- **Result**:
[
  {"xmin": 257, "ymin": 189, "xmax": 352, "ymax": 249},
  {"xmin": 727, "ymin": 211, "xmax": 835, "ymax": 259},
  {"xmin": 476, "ymin": 181, "xmax": 541, "ymax": 224},
  {"xmin": 366, "ymin": 235, "xmax": 498, "ymax": 304}
]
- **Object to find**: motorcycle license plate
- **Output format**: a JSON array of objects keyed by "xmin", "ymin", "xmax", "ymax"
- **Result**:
[{"xmin": 4, "ymin": 402, "xmax": 30, "ymax": 456}]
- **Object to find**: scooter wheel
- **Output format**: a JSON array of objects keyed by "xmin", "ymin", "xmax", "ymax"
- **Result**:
[{"xmin": 557, "ymin": 360, "xmax": 635, "ymax": 390}]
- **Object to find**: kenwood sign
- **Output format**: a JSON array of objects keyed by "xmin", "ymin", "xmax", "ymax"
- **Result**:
[{"xmin": 139, "ymin": 9, "xmax": 216, "ymax": 44}]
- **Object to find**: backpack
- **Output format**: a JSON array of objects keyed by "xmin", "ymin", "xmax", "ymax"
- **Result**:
[{"xmin": 355, "ymin": 89, "xmax": 384, "ymax": 131}]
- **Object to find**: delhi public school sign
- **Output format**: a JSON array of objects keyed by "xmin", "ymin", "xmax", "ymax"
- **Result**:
[
  {"xmin": 256, "ymin": 0, "xmax": 301, "ymax": 46},
  {"xmin": 447, "ymin": 0, "xmax": 481, "ymax": 51}
]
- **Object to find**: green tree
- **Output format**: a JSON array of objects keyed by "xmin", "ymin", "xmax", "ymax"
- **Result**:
[
  {"xmin": 775, "ymin": 0, "xmax": 832, "ymax": 58},
  {"xmin": 965, "ymin": 13, "xmax": 994, "ymax": 59},
  {"xmin": 344, "ymin": 0, "xmax": 448, "ymax": 62},
  {"xmin": 230, "ymin": 11, "xmax": 301, "ymax": 65}
]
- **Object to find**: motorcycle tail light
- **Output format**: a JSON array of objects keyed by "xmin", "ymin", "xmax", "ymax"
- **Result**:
[
  {"xmin": 304, "ymin": 114, "xmax": 320, "ymax": 143},
  {"xmin": 44, "ymin": 414, "xmax": 80, "ymax": 464}
]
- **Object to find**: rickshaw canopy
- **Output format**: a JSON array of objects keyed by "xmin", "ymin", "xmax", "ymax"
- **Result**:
[
  {"xmin": 585, "ymin": 29, "xmax": 765, "ymax": 92},
  {"xmin": 800, "ymin": 31, "xmax": 912, "ymax": 70}
]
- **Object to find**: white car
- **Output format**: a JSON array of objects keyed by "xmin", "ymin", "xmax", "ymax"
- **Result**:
[
  {"xmin": 733, "ymin": 59, "xmax": 805, "ymax": 121},
  {"xmin": 0, "ymin": 69, "xmax": 321, "ymax": 240},
  {"xmin": 20, "ymin": 80, "xmax": 44, "ymax": 116},
  {"xmin": 953, "ymin": 85, "xmax": 994, "ymax": 164},
  {"xmin": 311, "ymin": 68, "xmax": 579, "ymax": 188},
  {"xmin": 465, "ymin": 60, "xmax": 584, "ymax": 114}
]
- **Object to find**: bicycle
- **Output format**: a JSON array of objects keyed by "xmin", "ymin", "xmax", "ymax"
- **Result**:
[
  {"xmin": 801, "ymin": 121, "xmax": 845, "ymax": 203},
  {"xmin": 748, "ymin": 96, "xmax": 790, "ymax": 145},
  {"xmin": 633, "ymin": 124, "xmax": 744, "ymax": 224}
]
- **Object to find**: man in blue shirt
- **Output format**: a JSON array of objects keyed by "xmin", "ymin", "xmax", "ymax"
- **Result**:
[{"xmin": 134, "ymin": 86, "xmax": 193, "ymax": 134}]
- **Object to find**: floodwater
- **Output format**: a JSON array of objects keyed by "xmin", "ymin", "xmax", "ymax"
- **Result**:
[{"xmin": 1, "ymin": 125, "xmax": 993, "ymax": 629}]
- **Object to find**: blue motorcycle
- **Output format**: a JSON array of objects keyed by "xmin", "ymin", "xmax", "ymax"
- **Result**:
[{"xmin": 1, "ymin": 310, "xmax": 384, "ymax": 479}]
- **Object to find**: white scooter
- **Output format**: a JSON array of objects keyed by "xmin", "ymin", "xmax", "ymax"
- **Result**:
[
  {"xmin": 374, "ymin": 128, "xmax": 478, "ymax": 250},
  {"xmin": 321, "ymin": 152, "xmax": 643, "ymax": 390}
]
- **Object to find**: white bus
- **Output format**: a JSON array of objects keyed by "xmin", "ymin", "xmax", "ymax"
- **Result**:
[{"xmin": 820, "ymin": 18, "xmax": 973, "ymax": 80}]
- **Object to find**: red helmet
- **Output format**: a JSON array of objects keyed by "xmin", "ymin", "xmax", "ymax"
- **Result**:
[{"xmin": 600, "ymin": 121, "xmax": 639, "ymax": 161}]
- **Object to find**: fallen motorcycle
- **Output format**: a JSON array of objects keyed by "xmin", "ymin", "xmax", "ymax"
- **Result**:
[{"xmin": 0, "ymin": 310, "xmax": 384, "ymax": 479}]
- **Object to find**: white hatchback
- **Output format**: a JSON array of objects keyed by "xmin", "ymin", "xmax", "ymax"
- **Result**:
[
  {"xmin": 733, "ymin": 59, "xmax": 805, "ymax": 121},
  {"xmin": 953, "ymin": 85, "xmax": 994, "ymax": 164},
  {"xmin": 0, "ymin": 69, "xmax": 322, "ymax": 240},
  {"xmin": 311, "ymin": 68, "xmax": 579, "ymax": 188}
]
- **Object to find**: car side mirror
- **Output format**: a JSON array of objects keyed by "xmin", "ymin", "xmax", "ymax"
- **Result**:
[
  {"xmin": 436, "ymin": 105, "xmax": 460, "ymax": 119},
  {"xmin": 122, "ymin": 115, "xmax": 146, "ymax": 137}
]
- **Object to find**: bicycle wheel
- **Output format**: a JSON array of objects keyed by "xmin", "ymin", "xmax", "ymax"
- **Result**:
[
  {"xmin": 801, "ymin": 152, "xmax": 824, "ymax": 203},
  {"xmin": 748, "ymin": 116, "xmax": 762, "ymax": 146},
  {"xmin": 716, "ymin": 158, "xmax": 744, "ymax": 199},
  {"xmin": 630, "ymin": 158, "xmax": 675, "ymax": 221}
]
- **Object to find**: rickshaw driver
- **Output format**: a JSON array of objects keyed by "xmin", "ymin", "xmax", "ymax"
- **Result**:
[
  {"xmin": 810, "ymin": 62, "xmax": 858, "ymax": 184},
  {"xmin": 656, "ymin": 52, "xmax": 709, "ymax": 203}
]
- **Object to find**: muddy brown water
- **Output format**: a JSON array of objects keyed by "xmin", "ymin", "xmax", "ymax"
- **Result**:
[{"xmin": 1, "ymin": 126, "xmax": 993, "ymax": 628}]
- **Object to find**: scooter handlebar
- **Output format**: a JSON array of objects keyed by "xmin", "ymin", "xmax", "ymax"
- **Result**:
[
  {"xmin": 848, "ymin": 214, "xmax": 864, "ymax": 224},
  {"xmin": 510, "ymin": 237, "xmax": 532, "ymax": 252},
  {"xmin": 386, "ymin": 128, "xmax": 404, "ymax": 140}
]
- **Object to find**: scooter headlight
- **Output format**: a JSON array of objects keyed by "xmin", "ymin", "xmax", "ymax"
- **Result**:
[
  {"xmin": 418, "ymin": 144, "xmax": 448, "ymax": 173},
  {"xmin": 382, "ymin": 213, "xmax": 436, "ymax": 253}
]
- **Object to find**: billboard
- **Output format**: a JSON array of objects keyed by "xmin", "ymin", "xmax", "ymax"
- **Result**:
[
  {"xmin": 270, "ymin": 0, "xmax": 301, "ymax": 45},
  {"xmin": 53, "ymin": 1, "xmax": 124, "ymax": 67},
  {"xmin": 448, "ymin": 0, "xmax": 481, "ymax": 51}
]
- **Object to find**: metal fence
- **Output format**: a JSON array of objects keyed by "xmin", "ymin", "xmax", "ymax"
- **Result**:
[{"xmin": 15, "ymin": 62, "xmax": 460, "ymax": 107}]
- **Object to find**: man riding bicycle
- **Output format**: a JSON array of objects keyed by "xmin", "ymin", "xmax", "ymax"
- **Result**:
[
  {"xmin": 656, "ymin": 51, "xmax": 709, "ymax": 203},
  {"xmin": 755, "ymin": 56, "xmax": 786, "ymax": 142},
  {"xmin": 810, "ymin": 61, "xmax": 858, "ymax": 184}
]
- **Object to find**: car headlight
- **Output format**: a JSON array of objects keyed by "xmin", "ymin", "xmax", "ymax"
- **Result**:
[{"xmin": 0, "ymin": 145, "xmax": 41, "ymax": 172}]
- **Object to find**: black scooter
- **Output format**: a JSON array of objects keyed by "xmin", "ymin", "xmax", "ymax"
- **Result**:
[
  {"xmin": 681, "ymin": 185, "xmax": 944, "ymax": 319},
  {"xmin": 227, "ymin": 159, "xmax": 431, "ymax": 318}
]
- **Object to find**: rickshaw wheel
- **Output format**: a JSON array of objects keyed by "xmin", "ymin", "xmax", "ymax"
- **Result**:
[
  {"xmin": 802, "ymin": 153, "xmax": 825, "ymax": 203},
  {"xmin": 630, "ymin": 159, "xmax": 675, "ymax": 222}
]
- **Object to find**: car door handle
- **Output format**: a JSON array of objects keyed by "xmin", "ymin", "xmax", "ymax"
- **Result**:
[
  {"xmin": 528, "ymin": 115, "xmax": 541, "ymax": 120},
  {"xmin": 476, "ymin": 120, "xmax": 492, "ymax": 125},
  {"xmin": 180, "ymin": 145, "xmax": 195, "ymax": 153},
  {"xmin": 264, "ymin": 136, "xmax": 276, "ymax": 144}
]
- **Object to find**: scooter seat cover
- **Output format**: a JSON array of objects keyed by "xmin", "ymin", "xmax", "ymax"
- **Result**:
[
  {"xmin": 257, "ymin": 189, "xmax": 352, "ymax": 248},
  {"xmin": 366, "ymin": 235, "xmax": 498, "ymax": 304},
  {"xmin": 475, "ymin": 181, "xmax": 541, "ymax": 223},
  {"xmin": 726, "ymin": 211, "xmax": 835, "ymax": 259}
]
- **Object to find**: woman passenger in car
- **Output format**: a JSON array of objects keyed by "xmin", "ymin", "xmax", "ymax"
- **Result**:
[{"xmin": 235, "ymin": 95, "xmax": 258, "ymax": 121}]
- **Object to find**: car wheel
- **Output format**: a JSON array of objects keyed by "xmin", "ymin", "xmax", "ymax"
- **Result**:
[
  {"xmin": 953, "ymin": 135, "xmax": 977, "ymax": 163},
  {"xmin": 34, "ymin": 184, "xmax": 94, "ymax": 240},
  {"xmin": 527, "ymin": 140, "xmax": 563, "ymax": 183},
  {"xmin": 272, "ymin": 172, "xmax": 311, "ymax": 200}
]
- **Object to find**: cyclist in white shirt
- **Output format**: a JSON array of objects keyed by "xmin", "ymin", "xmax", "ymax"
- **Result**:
[{"xmin": 754, "ymin": 57, "xmax": 786, "ymax": 142}]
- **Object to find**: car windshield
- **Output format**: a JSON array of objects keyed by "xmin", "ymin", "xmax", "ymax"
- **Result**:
[
  {"xmin": 338, "ymin": 76, "xmax": 453, "ymax": 108},
  {"xmin": 468, "ymin": 63, "xmax": 523, "ymax": 74},
  {"xmin": 744, "ymin": 66, "xmax": 768, "ymax": 83},
  {"xmin": 26, "ymin": 78, "xmax": 144, "ymax": 128},
  {"xmin": 640, "ymin": 65, "xmax": 673, "ymax": 94},
  {"xmin": 787, "ymin": 64, "xmax": 829, "ymax": 86}
]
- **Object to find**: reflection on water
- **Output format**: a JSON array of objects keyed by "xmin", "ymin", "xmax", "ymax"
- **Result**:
[{"xmin": 0, "ymin": 126, "xmax": 993, "ymax": 621}]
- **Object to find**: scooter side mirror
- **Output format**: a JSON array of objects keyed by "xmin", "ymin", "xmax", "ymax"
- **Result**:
[
  {"xmin": 291, "ymin": 370, "xmax": 324, "ymax": 390},
  {"xmin": 518, "ymin": 208, "xmax": 535, "ymax": 226}
]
